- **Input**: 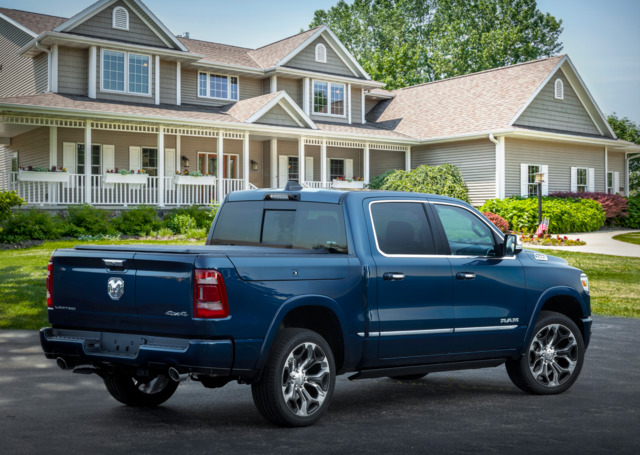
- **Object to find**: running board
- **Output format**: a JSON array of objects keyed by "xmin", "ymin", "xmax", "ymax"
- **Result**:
[{"xmin": 348, "ymin": 359, "xmax": 505, "ymax": 381}]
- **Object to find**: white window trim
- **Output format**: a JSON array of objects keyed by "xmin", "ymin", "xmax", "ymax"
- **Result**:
[
  {"xmin": 112, "ymin": 6, "xmax": 129, "ymax": 31},
  {"xmin": 100, "ymin": 49, "xmax": 152, "ymax": 97},
  {"xmin": 315, "ymin": 43, "xmax": 327, "ymax": 63},
  {"xmin": 554, "ymin": 78, "xmax": 564, "ymax": 100},
  {"xmin": 197, "ymin": 72, "xmax": 239, "ymax": 101},
  {"xmin": 520, "ymin": 163, "xmax": 548, "ymax": 197},
  {"xmin": 312, "ymin": 79, "xmax": 347, "ymax": 119}
]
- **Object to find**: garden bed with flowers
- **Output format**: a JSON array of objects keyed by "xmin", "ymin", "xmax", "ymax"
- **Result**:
[{"xmin": 519, "ymin": 233, "xmax": 586, "ymax": 246}]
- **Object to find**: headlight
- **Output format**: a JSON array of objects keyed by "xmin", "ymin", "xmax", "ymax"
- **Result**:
[{"xmin": 580, "ymin": 273, "xmax": 589, "ymax": 293}]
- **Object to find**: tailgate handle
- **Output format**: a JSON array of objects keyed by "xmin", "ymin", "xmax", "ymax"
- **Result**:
[{"xmin": 103, "ymin": 259, "xmax": 125, "ymax": 270}]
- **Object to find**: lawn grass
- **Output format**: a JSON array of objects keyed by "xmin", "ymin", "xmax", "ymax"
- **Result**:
[
  {"xmin": 1, "ymin": 241, "xmax": 638, "ymax": 330},
  {"xmin": 0, "ymin": 239, "xmax": 201, "ymax": 330},
  {"xmin": 612, "ymin": 232, "xmax": 640, "ymax": 246}
]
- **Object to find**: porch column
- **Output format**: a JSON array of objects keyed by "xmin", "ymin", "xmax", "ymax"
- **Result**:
[
  {"xmin": 303, "ymin": 78, "xmax": 310, "ymax": 115},
  {"xmin": 405, "ymin": 147, "xmax": 411, "ymax": 171},
  {"xmin": 88, "ymin": 46, "xmax": 97, "ymax": 99},
  {"xmin": 84, "ymin": 121, "xmax": 92, "ymax": 204},
  {"xmin": 217, "ymin": 133, "xmax": 224, "ymax": 202},
  {"xmin": 243, "ymin": 132, "xmax": 250, "ymax": 190},
  {"xmin": 49, "ymin": 126, "xmax": 57, "ymax": 168},
  {"xmin": 363, "ymin": 143, "xmax": 370, "ymax": 184},
  {"xmin": 321, "ymin": 138, "xmax": 327, "ymax": 187},
  {"xmin": 157, "ymin": 126, "xmax": 165, "ymax": 207},
  {"xmin": 176, "ymin": 134, "xmax": 181, "ymax": 173},
  {"xmin": 270, "ymin": 139, "xmax": 277, "ymax": 188},
  {"xmin": 298, "ymin": 138, "xmax": 305, "ymax": 185}
]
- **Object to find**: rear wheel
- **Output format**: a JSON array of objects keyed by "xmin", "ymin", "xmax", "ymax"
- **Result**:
[
  {"xmin": 104, "ymin": 369, "xmax": 178, "ymax": 407},
  {"xmin": 252, "ymin": 328, "xmax": 335, "ymax": 427},
  {"xmin": 506, "ymin": 311, "xmax": 585, "ymax": 395}
]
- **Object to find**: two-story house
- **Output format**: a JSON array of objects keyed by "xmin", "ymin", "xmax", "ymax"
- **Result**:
[{"xmin": 0, "ymin": 0, "xmax": 638, "ymax": 208}]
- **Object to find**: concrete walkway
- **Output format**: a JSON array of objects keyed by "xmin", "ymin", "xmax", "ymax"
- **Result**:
[{"xmin": 527, "ymin": 229, "xmax": 640, "ymax": 257}]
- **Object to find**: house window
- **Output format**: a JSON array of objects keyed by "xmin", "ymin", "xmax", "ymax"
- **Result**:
[
  {"xmin": 287, "ymin": 156, "xmax": 299, "ymax": 181},
  {"xmin": 11, "ymin": 152, "xmax": 18, "ymax": 172},
  {"xmin": 112, "ymin": 6, "xmax": 129, "ymax": 30},
  {"xmin": 313, "ymin": 81, "xmax": 345, "ymax": 117},
  {"xmin": 315, "ymin": 43, "xmax": 326, "ymax": 63},
  {"xmin": 330, "ymin": 159, "xmax": 345, "ymax": 180},
  {"xmin": 101, "ymin": 50, "xmax": 150, "ymax": 95},
  {"xmin": 77, "ymin": 144, "xmax": 102, "ymax": 175},
  {"xmin": 527, "ymin": 164, "xmax": 540, "ymax": 197},
  {"xmin": 142, "ymin": 148, "xmax": 158, "ymax": 176},
  {"xmin": 607, "ymin": 171, "xmax": 614, "ymax": 194},
  {"xmin": 554, "ymin": 78, "xmax": 564, "ymax": 100},
  {"xmin": 576, "ymin": 167, "xmax": 588, "ymax": 192},
  {"xmin": 198, "ymin": 72, "xmax": 239, "ymax": 101}
]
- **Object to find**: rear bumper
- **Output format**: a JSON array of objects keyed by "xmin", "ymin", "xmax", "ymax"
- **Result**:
[{"xmin": 40, "ymin": 328, "xmax": 233, "ymax": 375}]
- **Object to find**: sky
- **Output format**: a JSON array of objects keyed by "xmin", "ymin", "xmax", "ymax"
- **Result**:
[{"xmin": 2, "ymin": 0, "xmax": 639, "ymax": 122}]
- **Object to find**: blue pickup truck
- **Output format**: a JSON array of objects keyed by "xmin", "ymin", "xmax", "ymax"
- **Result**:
[{"xmin": 41, "ymin": 184, "xmax": 592, "ymax": 426}]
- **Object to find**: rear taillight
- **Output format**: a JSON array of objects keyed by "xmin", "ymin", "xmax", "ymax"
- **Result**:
[
  {"xmin": 46, "ymin": 258, "xmax": 53, "ymax": 308},
  {"xmin": 194, "ymin": 269, "xmax": 228, "ymax": 319}
]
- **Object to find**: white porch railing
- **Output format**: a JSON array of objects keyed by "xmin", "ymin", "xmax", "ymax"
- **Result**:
[
  {"xmin": 304, "ymin": 181, "xmax": 333, "ymax": 189},
  {"xmin": 0, "ymin": 171, "xmax": 252, "ymax": 206}
]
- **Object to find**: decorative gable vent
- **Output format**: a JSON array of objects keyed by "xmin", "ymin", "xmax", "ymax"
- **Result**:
[
  {"xmin": 315, "ymin": 43, "xmax": 327, "ymax": 63},
  {"xmin": 113, "ymin": 6, "xmax": 129, "ymax": 30},
  {"xmin": 554, "ymin": 78, "xmax": 564, "ymax": 100}
]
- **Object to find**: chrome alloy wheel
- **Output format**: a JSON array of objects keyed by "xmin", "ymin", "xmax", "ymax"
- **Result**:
[
  {"xmin": 281, "ymin": 342, "xmax": 331, "ymax": 417},
  {"xmin": 528, "ymin": 323, "xmax": 579, "ymax": 387}
]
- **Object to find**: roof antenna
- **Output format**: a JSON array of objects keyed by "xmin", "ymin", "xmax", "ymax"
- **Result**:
[{"xmin": 284, "ymin": 180, "xmax": 303, "ymax": 191}]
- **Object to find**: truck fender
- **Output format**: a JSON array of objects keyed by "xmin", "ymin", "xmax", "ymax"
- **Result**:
[
  {"xmin": 254, "ymin": 294, "xmax": 347, "ymax": 371},
  {"xmin": 518, "ymin": 285, "xmax": 588, "ymax": 356}
]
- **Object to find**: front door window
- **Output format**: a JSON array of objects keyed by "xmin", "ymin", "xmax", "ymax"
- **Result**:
[
  {"xmin": 197, "ymin": 153, "xmax": 237, "ymax": 178},
  {"xmin": 77, "ymin": 144, "xmax": 102, "ymax": 174}
]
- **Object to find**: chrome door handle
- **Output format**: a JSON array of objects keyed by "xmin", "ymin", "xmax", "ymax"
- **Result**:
[
  {"xmin": 456, "ymin": 272, "xmax": 476, "ymax": 280},
  {"xmin": 383, "ymin": 272, "xmax": 405, "ymax": 281}
]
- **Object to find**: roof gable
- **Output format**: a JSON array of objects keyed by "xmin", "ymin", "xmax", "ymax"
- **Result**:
[
  {"xmin": 284, "ymin": 36, "xmax": 356, "ymax": 78},
  {"xmin": 223, "ymin": 91, "xmax": 316, "ymax": 129},
  {"xmin": 53, "ymin": 0, "xmax": 187, "ymax": 51}
]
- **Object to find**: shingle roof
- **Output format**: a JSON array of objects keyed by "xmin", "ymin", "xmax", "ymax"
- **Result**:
[
  {"xmin": 0, "ymin": 7, "xmax": 66, "ymax": 34},
  {"xmin": 222, "ymin": 92, "xmax": 280, "ymax": 122},
  {"xmin": 314, "ymin": 121, "xmax": 412, "ymax": 139},
  {"xmin": 177, "ymin": 37, "xmax": 260, "ymax": 68},
  {"xmin": 367, "ymin": 56, "xmax": 565, "ymax": 139},
  {"xmin": 248, "ymin": 27, "xmax": 322, "ymax": 69}
]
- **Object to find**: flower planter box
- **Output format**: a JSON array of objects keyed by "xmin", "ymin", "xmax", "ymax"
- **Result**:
[
  {"xmin": 174, "ymin": 175, "xmax": 217, "ymax": 186},
  {"xmin": 18, "ymin": 171, "xmax": 69, "ymax": 183},
  {"xmin": 103, "ymin": 173, "xmax": 148, "ymax": 184},
  {"xmin": 332, "ymin": 179, "xmax": 365, "ymax": 189}
]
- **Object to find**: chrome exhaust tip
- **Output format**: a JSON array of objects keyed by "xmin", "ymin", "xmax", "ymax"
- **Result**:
[
  {"xmin": 56, "ymin": 357, "xmax": 71, "ymax": 370},
  {"xmin": 168, "ymin": 367, "xmax": 189, "ymax": 382}
]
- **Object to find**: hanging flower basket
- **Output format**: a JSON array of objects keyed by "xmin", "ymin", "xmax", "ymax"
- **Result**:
[
  {"xmin": 174, "ymin": 175, "xmax": 217, "ymax": 186},
  {"xmin": 18, "ymin": 171, "xmax": 69, "ymax": 183}
]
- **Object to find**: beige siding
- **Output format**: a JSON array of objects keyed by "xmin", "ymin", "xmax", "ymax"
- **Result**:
[
  {"xmin": 365, "ymin": 98, "xmax": 379, "ymax": 115},
  {"xmin": 412, "ymin": 140, "xmax": 496, "ymax": 206},
  {"xmin": 608, "ymin": 151, "xmax": 626, "ymax": 194},
  {"xmin": 58, "ymin": 47, "xmax": 87, "ymax": 96},
  {"xmin": 0, "ymin": 145, "xmax": 11, "ymax": 173},
  {"xmin": 11, "ymin": 127, "xmax": 50, "ymax": 169},
  {"xmin": 285, "ymin": 37, "xmax": 355, "ymax": 77},
  {"xmin": 351, "ymin": 86, "xmax": 363, "ymax": 124},
  {"xmin": 262, "ymin": 78, "xmax": 270, "ymax": 95},
  {"xmin": 71, "ymin": 0, "xmax": 167, "ymax": 48},
  {"xmin": 159, "ymin": 60, "xmax": 176, "ymax": 105},
  {"xmin": 369, "ymin": 149, "xmax": 405, "ymax": 178},
  {"xmin": 249, "ymin": 140, "xmax": 264, "ymax": 188},
  {"xmin": 257, "ymin": 105, "xmax": 301, "ymax": 127},
  {"xmin": 96, "ymin": 48, "xmax": 156, "ymax": 104},
  {"xmin": 0, "ymin": 19, "xmax": 43, "ymax": 96},
  {"xmin": 262, "ymin": 140, "xmax": 271, "ymax": 187},
  {"xmin": 515, "ymin": 71, "xmax": 601, "ymax": 136},
  {"xmin": 181, "ymin": 70, "xmax": 260, "ymax": 107},
  {"xmin": 505, "ymin": 138, "xmax": 606, "ymax": 196},
  {"xmin": 277, "ymin": 77, "xmax": 302, "ymax": 105},
  {"xmin": 240, "ymin": 77, "xmax": 263, "ymax": 100},
  {"xmin": 34, "ymin": 52, "xmax": 48, "ymax": 93}
]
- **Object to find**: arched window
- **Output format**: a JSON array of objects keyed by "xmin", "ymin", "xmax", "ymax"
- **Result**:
[
  {"xmin": 315, "ymin": 43, "xmax": 327, "ymax": 63},
  {"xmin": 554, "ymin": 78, "xmax": 564, "ymax": 100},
  {"xmin": 112, "ymin": 6, "xmax": 129, "ymax": 30}
]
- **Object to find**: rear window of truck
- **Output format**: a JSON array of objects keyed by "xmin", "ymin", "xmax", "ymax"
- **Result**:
[{"xmin": 210, "ymin": 201, "xmax": 348, "ymax": 253}]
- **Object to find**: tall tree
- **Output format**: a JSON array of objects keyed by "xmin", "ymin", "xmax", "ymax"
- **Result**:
[
  {"xmin": 309, "ymin": 0, "xmax": 563, "ymax": 89},
  {"xmin": 608, "ymin": 113, "xmax": 640, "ymax": 194}
]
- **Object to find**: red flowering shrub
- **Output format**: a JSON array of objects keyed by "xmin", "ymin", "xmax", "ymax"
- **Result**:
[
  {"xmin": 483, "ymin": 212, "xmax": 509, "ymax": 232},
  {"xmin": 550, "ymin": 192, "xmax": 628, "ymax": 221}
]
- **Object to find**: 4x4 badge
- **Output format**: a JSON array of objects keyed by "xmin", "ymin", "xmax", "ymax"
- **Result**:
[{"xmin": 107, "ymin": 277, "xmax": 124, "ymax": 301}]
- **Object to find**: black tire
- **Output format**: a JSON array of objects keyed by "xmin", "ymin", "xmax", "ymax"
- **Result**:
[
  {"xmin": 103, "ymin": 368, "xmax": 179, "ymax": 407},
  {"xmin": 388, "ymin": 374, "xmax": 428, "ymax": 381},
  {"xmin": 252, "ymin": 328, "xmax": 336, "ymax": 427},
  {"xmin": 506, "ymin": 311, "xmax": 585, "ymax": 395}
]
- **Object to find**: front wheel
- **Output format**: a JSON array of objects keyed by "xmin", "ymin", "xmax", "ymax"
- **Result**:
[
  {"xmin": 104, "ymin": 369, "xmax": 179, "ymax": 407},
  {"xmin": 506, "ymin": 311, "xmax": 585, "ymax": 395},
  {"xmin": 252, "ymin": 328, "xmax": 336, "ymax": 427}
]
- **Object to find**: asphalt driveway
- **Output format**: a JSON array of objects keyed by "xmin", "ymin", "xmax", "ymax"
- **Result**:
[{"xmin": 1, "ymin": 315, "xmax": 638, "ymax": 454}]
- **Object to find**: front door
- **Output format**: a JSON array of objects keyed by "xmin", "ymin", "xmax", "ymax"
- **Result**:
[
  {"xmin": 278, "ymin": 156, "xmax": 298, "ymax": 188},
  {"xmin": 366, "ymin": 199, "xmax": 454, "ymax": 364}
]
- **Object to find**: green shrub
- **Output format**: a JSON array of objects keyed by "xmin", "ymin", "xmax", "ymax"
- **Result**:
[
  {"xmin": 381, "ymin": 164, "xmax": 470, "ymax": 203},
  {"xmin": 166, "ymin": 206, "xmax": 215, "ymax": 229},
  {"xmin": 66, "ymin": 204, "xmax": 115, "ymax": 235},
  {"xmin": 166, "ymin": 214, "xmax": 197, "ymax": 234},
  {"xmin": 480, "ymin": 197, "xmax": 606, "ymax": 233},
  {"xmin": 112, "ymin": 206, "xmax": 161, "ymax": 236},
  {"xmin": 183, "ymin": 227, "xmax": 207, "ymax": 239},
  {"xmin": 0, "ymin": 210, "xmax": 73, "ymax": 242},
  {"xmin": 367, "ymin": 170, "xmax": 396, "ymax": 190},
  {"xmin": 0, "ymin": 190, "xmax": 25, "ymax": 220},
  {"xmin": 620, "ymin": 196, "xmax": 640, "ymax": 228}
]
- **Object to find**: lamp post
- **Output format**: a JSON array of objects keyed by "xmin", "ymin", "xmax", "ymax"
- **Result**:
[{"xmin": 535, "ymin": 171, "xmax": 545, "ymax": 224}]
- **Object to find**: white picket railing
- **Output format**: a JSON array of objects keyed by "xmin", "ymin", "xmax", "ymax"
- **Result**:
[{"xmin": 304, "ymin": 181, "xmax": 333, "ymax": 189}]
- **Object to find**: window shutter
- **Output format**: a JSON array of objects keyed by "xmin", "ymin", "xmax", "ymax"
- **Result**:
[
  {"xmin": 570, "ymin": 167, "xmax": 578, "ymax": 192},
  {"xmin": 520, "ymin": 163, "xmax": 529, "ymax": 197},
  {"xmin": 63, "ymin": 143, "xmax": 76, "ymax": 174},
  {"xmin": 541, "ymin": 165, "xmax": 549, "ymax": 196},
  {"xmin": 113, "ymin": 7, "xmax": 129, "ymax": 30},
  {"xmin": 164, "ymin": 148, "xmax": 176, "ymax": 177},
  {"xmin": 345, "ymin": 159, "xmax": 354, "ymax": 179},
  {"xmin": 587, "ymin": 168, "xmax": 595, "ymax": 192},
  {"xmin": 305, "ymin": 156, "xmax": 314, "ymax": 182},
  {"xmin": 129, "ymin": 146, "xmax": 141, "ymax": 172},
  {"xmin": 102, "ymin": 145, "xmax": 115, "ymax": 172},
  {"xmin": 614, "ymin": 172, "xmax": 620, "ymax": 194}
]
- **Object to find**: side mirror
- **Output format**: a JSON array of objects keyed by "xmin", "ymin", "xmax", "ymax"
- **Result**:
[{"xmin": 502, "ymin": 234, "xmax": 520, "ymax": 257}]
